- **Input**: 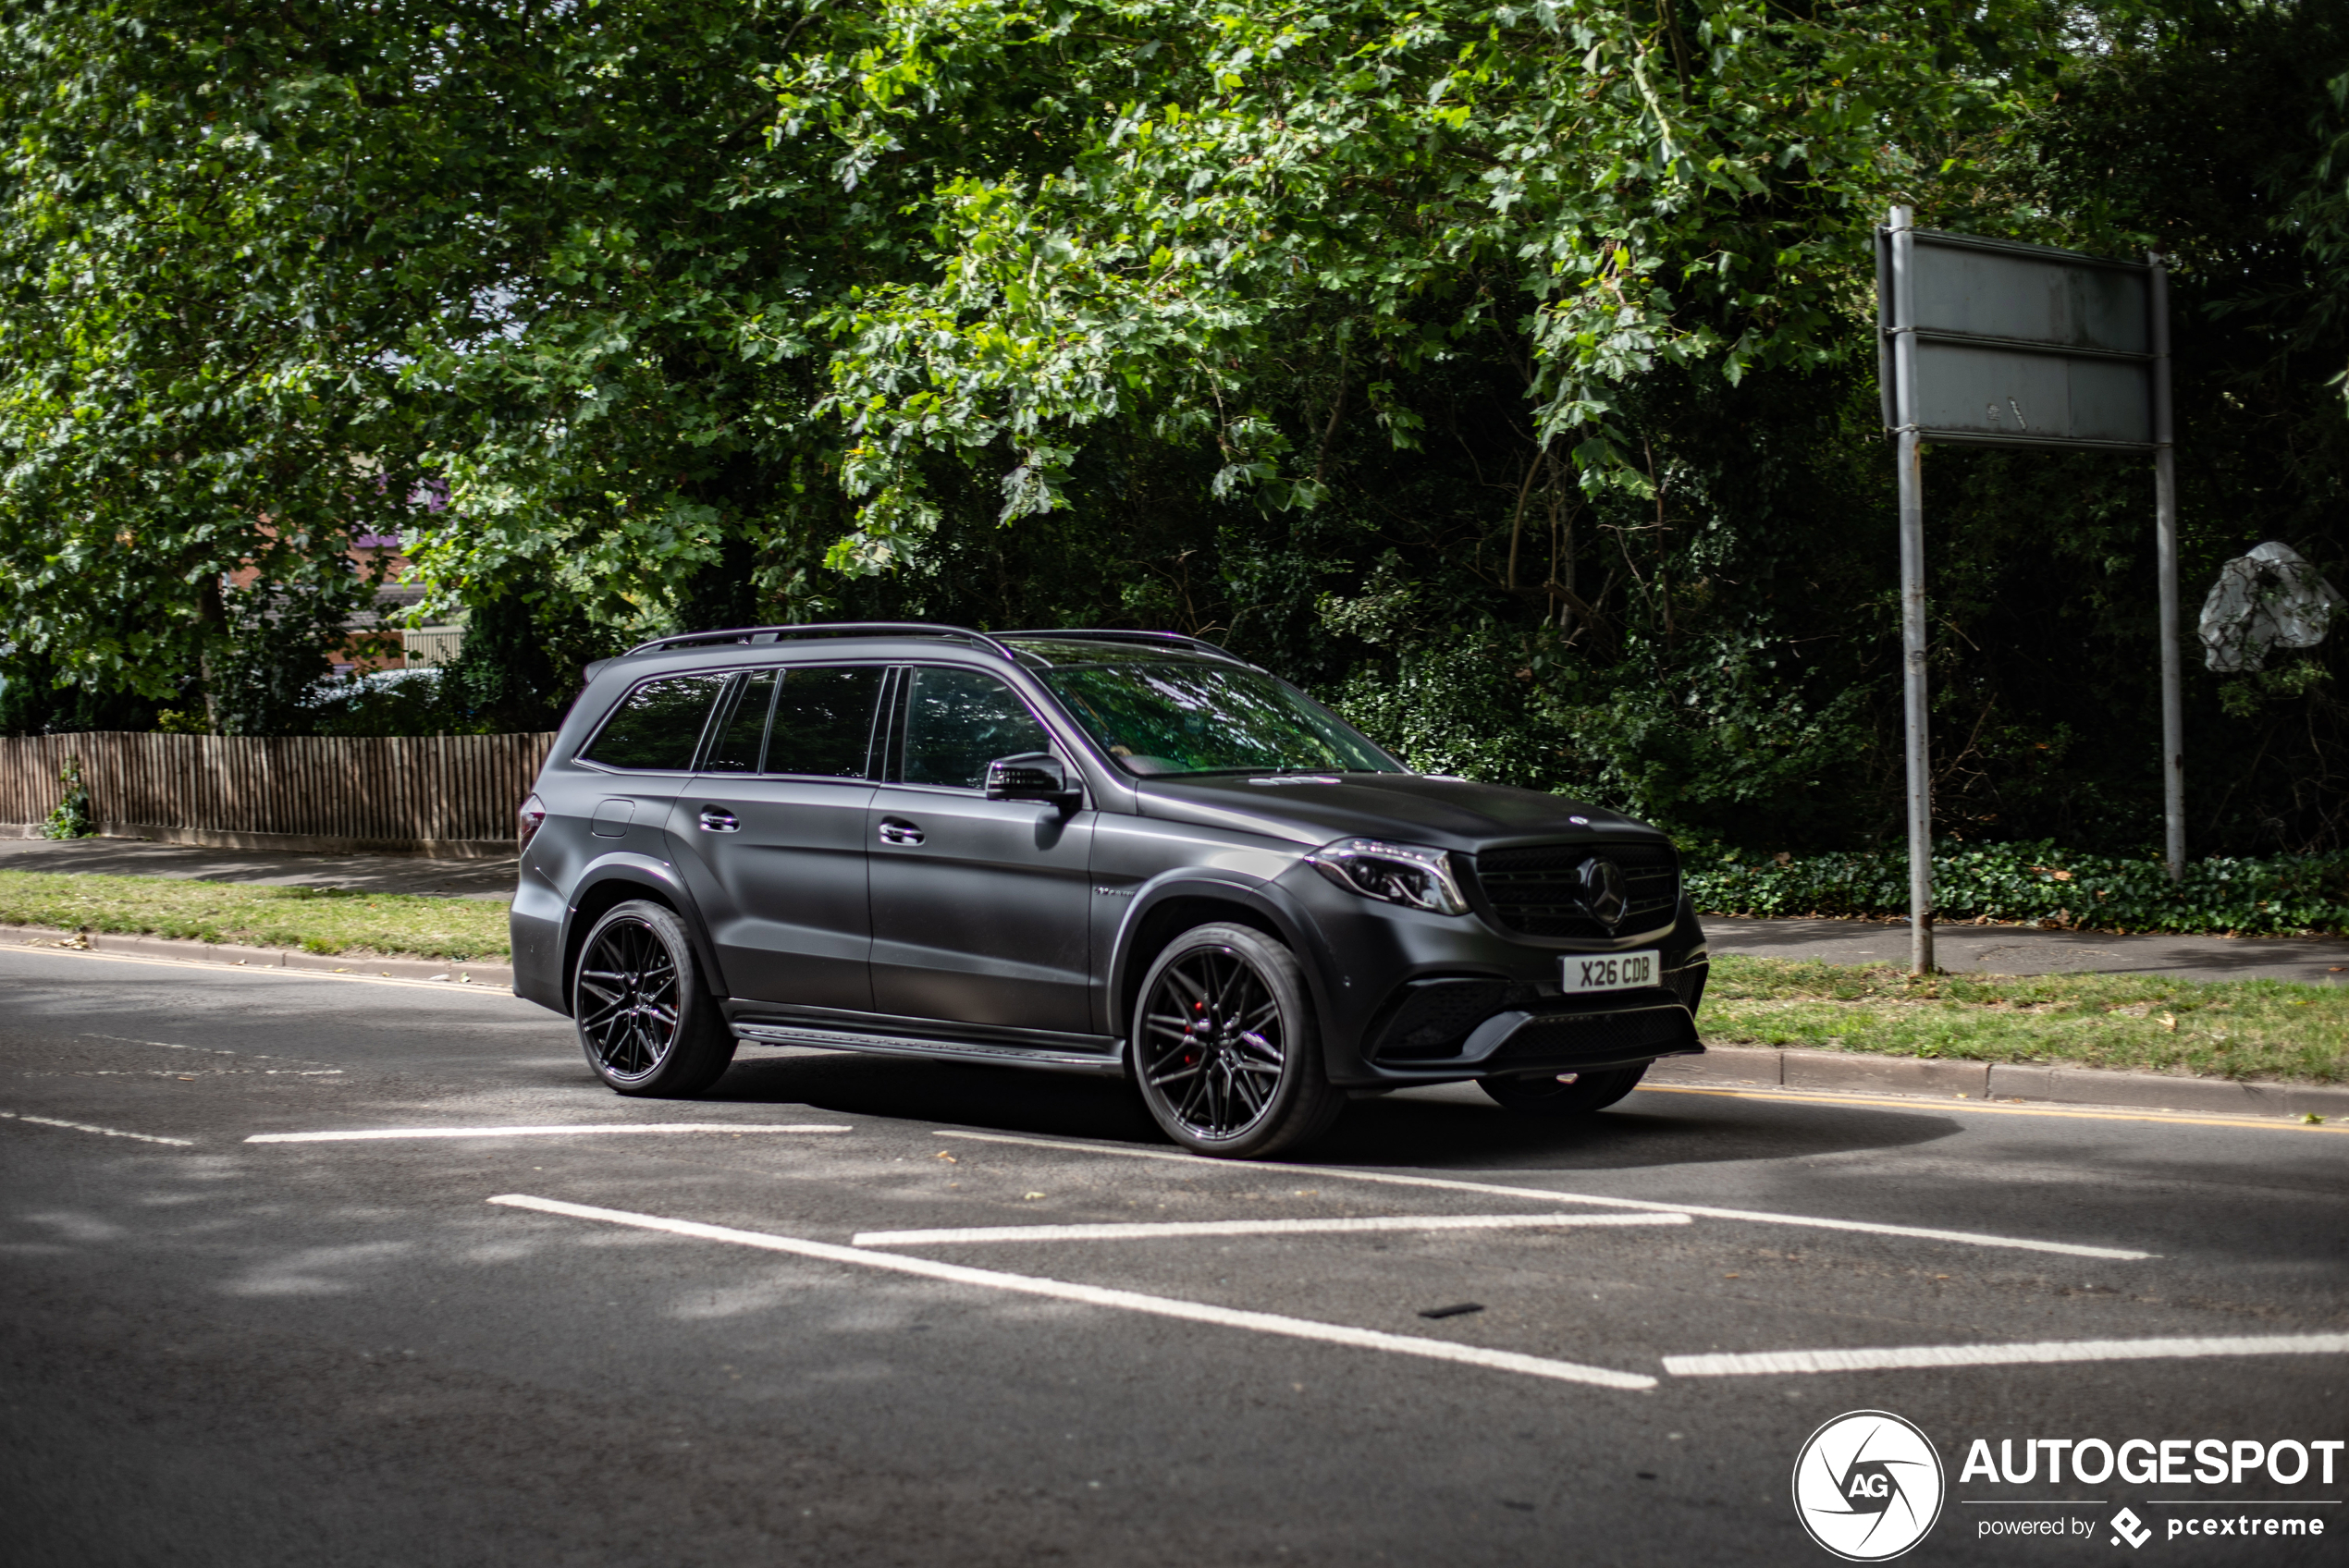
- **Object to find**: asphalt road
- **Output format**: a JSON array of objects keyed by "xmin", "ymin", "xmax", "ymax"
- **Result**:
[{"xmin": 3, "ymin": 946, "xmax": 2343, "ymax": 1567}]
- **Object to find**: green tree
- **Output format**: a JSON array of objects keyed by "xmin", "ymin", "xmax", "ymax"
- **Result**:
[
  {"xmin": 0, "ymin": 1, "xmax": 439, "ymax": 717},
  {"xmin": 795, "ymin": 0, "xmax": 2062, "ymax": 560}
]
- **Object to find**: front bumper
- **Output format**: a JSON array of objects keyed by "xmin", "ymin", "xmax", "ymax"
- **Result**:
[
  {"xmin": 1269, "ymin": 862, "xmax": 1709, "ymax": 1085},
  {"xmin": 1367, "ymin": 982, "xmax": 1702, "ymax": 1083}
]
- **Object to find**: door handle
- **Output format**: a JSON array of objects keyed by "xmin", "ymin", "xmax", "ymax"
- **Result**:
[
  {"xmin": 697, "ymin": 806, "xmax": 740, "ymax": 833},
  {"xmin": 877, "ymin": 817, "xmax": 925, "ymax": 847}
]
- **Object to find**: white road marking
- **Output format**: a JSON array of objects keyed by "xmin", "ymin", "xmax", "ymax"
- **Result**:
[
  {"xmin": 924, "ymin": 1129, "xmax": 2156, "ymax": 1262},
  {"xmin": 853, "ymin": 1211, "xmax": 1691, "ymax": 1247},
  {"xmin": 1663, "ymin": 1333, "xmax": 2349, "ymax": 1378},
  {"xmin": 84, "ymin": 1033, "xmax": 344, "ymax": 1070},
  {"xmin": 248, "ymin": 1123, "xmax": 851, "ymax": 1144},
  {"xmin": 0, "ymin": 1109, "xmax": 192, "ymax": 1146},
  {"xmin": 489, "ymin": 1194, "xmax": 1657, "ymax": 1391}
]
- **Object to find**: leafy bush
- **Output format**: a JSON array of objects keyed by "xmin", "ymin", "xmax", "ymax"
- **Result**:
[
  {"xmin": 1686, "ymin": 840, "xmax": 2349, "ymax": 937},
  {"xmin": 39, "ymin": 754, "xmax": 93, "ymax": 839}
]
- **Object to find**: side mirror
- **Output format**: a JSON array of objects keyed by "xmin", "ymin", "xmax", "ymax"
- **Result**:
[{"xmin": 985, "ymin": 752, "xmax": 1080, "ymax": 807}]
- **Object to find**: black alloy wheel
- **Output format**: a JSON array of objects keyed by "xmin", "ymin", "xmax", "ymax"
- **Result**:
[
  {"xmin": 1132, "ymin": 923, "xmax": 1341, "ymax": 1158},
  {"xmin": 1478, "ymin": 1062, "xmax": 1648, "ymax": 1117},
  {"xmin": 571, "ymin": 900, "xmax": 736, "ymax": 1096}
]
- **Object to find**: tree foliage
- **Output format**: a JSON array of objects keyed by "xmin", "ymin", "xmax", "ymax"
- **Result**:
[
  {"xmin": 794, "ymin": 0, "xmax": 2057, "ymax": 560},
  {"xmin": 0, "ymin": 2, "xmax": 432, "ymax": 704},
  {"xmin": 3, "ymin": 0, "xmax": 2347, "ymax": 861}
]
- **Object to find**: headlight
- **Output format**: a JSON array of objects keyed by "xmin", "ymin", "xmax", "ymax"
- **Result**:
[{"xmin": 1304, "ymin": 838, "xmax": 1470, "ymax": 916}]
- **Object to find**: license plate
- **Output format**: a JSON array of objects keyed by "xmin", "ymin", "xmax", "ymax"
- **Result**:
[{"xmin": 1559, "ymin": 949, "xmax": 1660, "ymax": 993}]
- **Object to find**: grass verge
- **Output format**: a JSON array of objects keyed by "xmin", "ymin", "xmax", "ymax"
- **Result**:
[
  {"xmin": 0, "ymin": 870, "xmax": 510, "ymax": 962},
  {"xmin": 1704, "ymin": 956, "xmax": 2348, "ymax": 1084}
]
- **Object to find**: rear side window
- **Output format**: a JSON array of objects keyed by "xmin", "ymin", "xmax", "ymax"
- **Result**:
[
  {"xmin": 581, "ymin": 675, "xmax": 725, "ymax": 771},
  {"xmin": 703, "ymin": 671, "xmax": 777, "ymax": 774},
  {"xmin": 768, "ymin": 666, "xmax": 884, "ymax": 778},
  {"xmin": 899, "ymin": 667, "xmax": 1051, "ymax": 789}
]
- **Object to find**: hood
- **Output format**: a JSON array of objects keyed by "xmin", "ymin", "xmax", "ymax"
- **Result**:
[{"xmin": 1132, "ymin": 773, "xmax": 1668, "ymax": 852}]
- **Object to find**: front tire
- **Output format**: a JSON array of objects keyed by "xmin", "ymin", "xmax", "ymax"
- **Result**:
[
  {"xmin": 572, "ymin": 900, "xmax": 737, "ymax": 1097},
  {"xmin": 1479, "ymin": 1062, "xmax": 1648, "ymax": 1117},
  {"xmin": 1131, "ymin": 923, "xmax": 1343, "ymax": 1159}
]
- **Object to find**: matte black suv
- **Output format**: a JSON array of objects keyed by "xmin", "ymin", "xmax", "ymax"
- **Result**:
[{"xmin": 511, "ymin": 624, "xmax": 1707, "ymax": 1158}]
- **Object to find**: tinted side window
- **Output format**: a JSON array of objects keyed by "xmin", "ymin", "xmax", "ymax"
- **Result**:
[
  {"xmin": 768, "ymin": 666, "xmax": 883, "ymax": 778},
  {"xmin": 580, "ymin": 675, "xmax": 725, "ymax": 771},
  {"xmin": 704, "ymin": 671, "xmax": 776, "ymax": 774},
  {"xmin": 900, "ymin": 668, "xmax": 1050, "ymax": 790}
]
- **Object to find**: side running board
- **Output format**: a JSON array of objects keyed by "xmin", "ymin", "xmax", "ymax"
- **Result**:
[{"xmin": 731, "ymin": 1021, "xmax": 1126, "ymax": 1078}]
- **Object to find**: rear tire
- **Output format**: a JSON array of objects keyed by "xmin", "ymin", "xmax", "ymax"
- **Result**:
[
  {"xmin": 571, "ymin": 900, "xmax": 737, "ymax": 1097},
  {"xmin": 1130, "ymin": 923, "xmax": 1343, "ymax": 1158},
  {"xmin": 1479, "ymin": 1062, "xmax": 1648, "ymax": 1117}
]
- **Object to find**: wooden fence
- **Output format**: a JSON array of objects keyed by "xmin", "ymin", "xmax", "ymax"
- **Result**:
[{"xmin": 0, "ymin": 731, "xmax": 558, "ymax": 855}]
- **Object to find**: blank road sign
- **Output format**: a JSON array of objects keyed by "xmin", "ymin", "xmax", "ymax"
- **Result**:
[
  {"xmin": 1882, "ymin": 230, "xmax": 2156, "ymax": 450},
  {"xmin": 1911, "ymin": 340, "xmax": 2152, "ymax": 447}
]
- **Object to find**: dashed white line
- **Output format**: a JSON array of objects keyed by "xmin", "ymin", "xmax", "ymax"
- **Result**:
[
  {"xmin": 489, "ymin": 1194, "xmax": 1657, "ymax": 1391},
  {"xmin": 853, "ymin": 1211, "xmax": 1691, "ymax": 1247},
  {"xmin": 248, "ymin": 1123, "xmax": 851, "ymax": 1144},
  {"xmin": 84, "ymin": 1033, "xmax": 343, "ymax": 1070},
  {"xmin": 923, "ymin": 1129, "xmax": 2156, "ymax": 1262},
  {"xmin": 0, "ymin": 1109, "xmax": 192, "ymax": 1146},
  {"xmin": 1662, "ymin": 1333, "xmax": 2349, "ymax": 1378}
]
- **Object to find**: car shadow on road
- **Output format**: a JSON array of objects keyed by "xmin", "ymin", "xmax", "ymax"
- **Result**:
[
  {"xmin": 707, "ymin": 1049, "xmax": 1958, "ymax": 1171},
  {"xmin": 1309, "ymin": 1088, "xmax": 1956, "ymax": 1171}
]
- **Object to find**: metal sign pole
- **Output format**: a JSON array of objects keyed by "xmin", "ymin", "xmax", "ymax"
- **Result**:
[
  {"xmin": 1875, "ymin": 219, "xmax": 2170, "ymax": 926},
  {"xmin": 1889, "ymin": 206, "xmax": 1934, "ymax": 975},
  {"xmin": 2148, "ymin": 253, "xmax": 2184, "ymax": 880}
]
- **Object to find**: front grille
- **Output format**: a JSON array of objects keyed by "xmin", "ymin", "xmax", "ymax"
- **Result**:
[
  {"xmin": 1470, "ymin": 840, "xmax": 1680, "ymax": 938},
  {"xmin": 1485, "ymin": 1005, "xmax": 1697, "ymax": 1069}
]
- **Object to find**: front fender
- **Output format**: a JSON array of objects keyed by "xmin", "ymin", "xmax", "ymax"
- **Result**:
[{"xmin": 1104, "ymin": 870, "xmax": 1341, "ymax": 1053}]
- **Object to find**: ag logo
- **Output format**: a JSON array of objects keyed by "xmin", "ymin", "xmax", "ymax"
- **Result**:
[{"xmin": 1792, "ymin": 1410, "xmax": 1946, "ymax": 1561}]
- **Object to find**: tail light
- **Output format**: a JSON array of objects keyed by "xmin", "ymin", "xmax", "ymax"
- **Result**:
[{"xmin": 517, "ymin": 793, "xmax": 547, "ymax": 853}]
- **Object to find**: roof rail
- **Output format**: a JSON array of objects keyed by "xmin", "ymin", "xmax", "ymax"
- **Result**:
[
  {"xmin": 621, "ymin": 621, "xmax": 1017, "ymax": 662},
  {"xmin": 1000, "ymin": 628, "xmax": 1264, "ymax": 671}
]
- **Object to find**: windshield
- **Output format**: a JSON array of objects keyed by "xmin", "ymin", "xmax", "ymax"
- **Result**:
[{"xmin": 1038, "ymin": 662, "xmax": 1403, "ymax": 778}]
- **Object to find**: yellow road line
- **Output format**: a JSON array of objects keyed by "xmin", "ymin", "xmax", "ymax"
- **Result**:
[{"xmin": 1638, "ymin": 1083, "xmax": 2346, "ymax": 1133}]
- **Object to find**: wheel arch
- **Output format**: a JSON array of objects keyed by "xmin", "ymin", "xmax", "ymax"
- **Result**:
[
  {"xmin": 1107, "ymin": 877, "xmax": 1328, "ymax": 1043},
  {"xmin": 559, "ymin": 860, "xmax": 729, "ymax": 1009}
]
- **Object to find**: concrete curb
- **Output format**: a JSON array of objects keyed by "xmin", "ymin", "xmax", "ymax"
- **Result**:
[
  {"xmin": 0, "ymin": 922, "xmax": 513, "ymax": 989},
  {"xmin": 1650, "ymin": 1045, "xmax": 2349, "ymax": 1122}
]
